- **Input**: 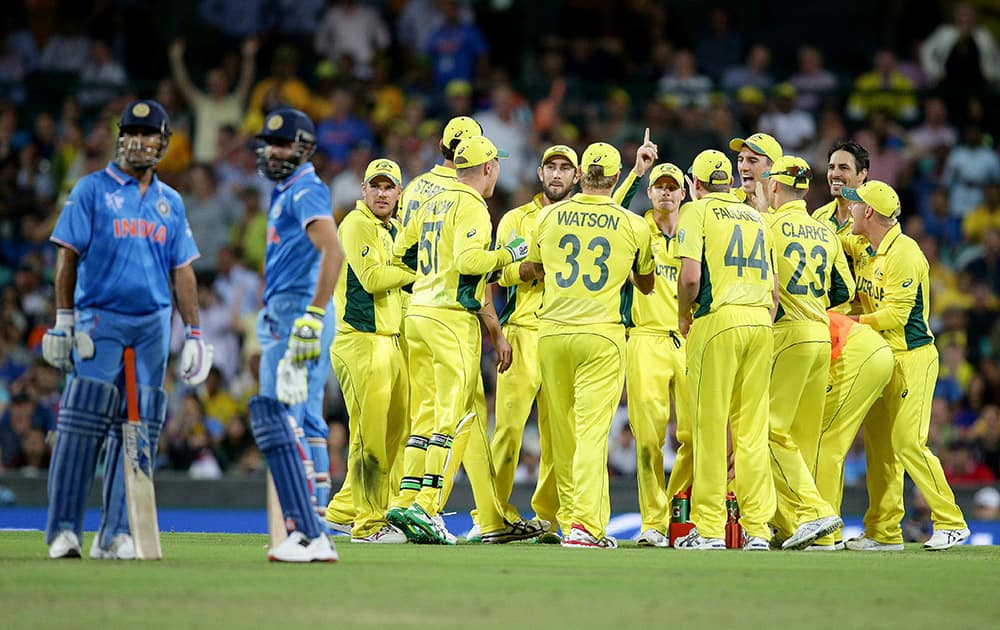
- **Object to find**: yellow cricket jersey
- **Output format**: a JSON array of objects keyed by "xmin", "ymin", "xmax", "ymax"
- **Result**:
[
  {"xmin": 842, "ymin": 224, "xmax": 934, "ymax": 352},
  {"xmin": 528, "ymin": 193, "xmax": 654, "ymax": 327},
  {"xmin": 496, "ymin": 194, "xmax": 545, "ymax": 329},
  {"xmin": 394, "ymin": 181, "xmax": 514, "ymax": 311},
  {"xmin": 812, "ymin": 199, "xmax": 853, "ymax": 237},
  {"xmin": 399, "ymin": 164, "xmax": 457, "ymax": 228},
  {"xmin": 335, "ymin": 201, "xmax": 415, "ymax": 335},
  {"xmin": 764, "ymin": 200, "xmax": 855, "ymax": 323},
  {"xmin": 625, "ymin": 209, "xmax": 682, "ymax": 335},
  {"xmin": 676, "ymin": 191, "xmax": 775, "ymax": 317}
]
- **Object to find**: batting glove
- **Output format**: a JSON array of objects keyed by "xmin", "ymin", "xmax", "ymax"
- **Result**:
[
  {"xmin": 276, "ymin": 352, "xmax": 308, "ymax": 406},
  {"xmin": 42, "ymin": 309, "xmax": 94, "ymax": 372},
  {"xmin": 180, "ymin": 326, "xmax": 214, "ymax": 386},
  {"xmin": 288, "ymin": 305, "xmax": 325, "ymax": 364},
  {"xmin": 504, "ymin": 237, "xmax": 529, "ymax": 263}
]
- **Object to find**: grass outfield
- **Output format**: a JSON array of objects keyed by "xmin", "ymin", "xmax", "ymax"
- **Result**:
[{"xmin": 2, "ymin": 532, "xmax": 998, "ymax": 629}]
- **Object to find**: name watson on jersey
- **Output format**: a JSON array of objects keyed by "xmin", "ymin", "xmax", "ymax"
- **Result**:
[{"xmin": 556, "ymin": 209, "xmax": 620, "ymax": 230}]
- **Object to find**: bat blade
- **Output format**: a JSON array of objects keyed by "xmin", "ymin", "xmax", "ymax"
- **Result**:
[
  {"xmin": 266, "ymin": 471, "xmax": 287, "ymax": 548},
  {"xmin": 123, "ymin": 347, "xmax": 162, "ymax": 560}
]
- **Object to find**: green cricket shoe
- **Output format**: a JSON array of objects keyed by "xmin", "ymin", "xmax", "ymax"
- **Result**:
[
  {"xmin": 402, "ymin": 503, "xmax": 455, "ymax": 545},
  {"xmin": 386, "ymin": 507, "xmax": 430, "ymax": 544}
]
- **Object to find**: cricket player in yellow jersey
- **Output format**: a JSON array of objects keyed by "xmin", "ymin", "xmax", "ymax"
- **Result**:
[
  {"xmin": 390, "ymin": 135, "xmax": 546, "ymax": 545},
  {"xmin": 622, "ymin": 162, "xmax": 691, "ymax": 548},
  {"xmin": 807, "ymin": 311, "xmax": 893, "ymax": 550},
  {"xmin": 839, "ymin": 181, "xmax": 970, "ymax": 551},
  {"xmin": 325, "ymin": 159, "xmax": 414, "ymax": 544},
  {"xmin": 729, "ymin": 132, "xmax": 783, "ymax": 209},
  {"xmin": 482, "ymin": 144, "xmax": 581, "ymax": 542},
  {"xmin": 674, "ymin": 149, "xmax": 778, "ymax": 551},
  {"xmin": 758, "ymin": 156, "xmax": 855, "ymax": 550},
  {"xmin": 530, "ymin": 142, "xmax": 655, "ymax": 549}
]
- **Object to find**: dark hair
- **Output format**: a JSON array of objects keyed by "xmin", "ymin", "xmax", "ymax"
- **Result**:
[
  {"xmin": 827, "ymin": 141, "xmax": 870, "ymax": 173},
  {"xmin": 442, "ymin": 137, "xmax": 461, "ymax": 161}
]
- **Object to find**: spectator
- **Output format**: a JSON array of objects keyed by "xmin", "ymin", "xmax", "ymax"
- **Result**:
[
  {"xmin": 201, "ymin": 367, "xmax": 239, "ymax": 428},
  {"xmin": 720, "ymin": 44, "xmax": 774, "ymax": 94},
  {"xmin": 37, "ymin": 19, "xmax": 90, "ymax": 74},
  {"xmin": 476, "ymin": 82, "xmax": 535, "ymax": 202},
  {"xmin": 658, "ymin": 48, "xmax": 712, "ymax": 108},
  {"xmin": 693, "ymin": 7, "xmax": 743, "ymax": 81},
  {"xmin": 77, "ymin": 39, "xmax": 126, "ymax": 108},
  {"xmin": 165, "ymin": 392, "xmax": 224, "ymax": 472},
  {"xmin": 213, "ymin": 245, "xmax": 261, "ymax": 318},
  {"xmin": 397, "ymin": 0, "xmax": 474, "ymax": 62},
  {"xmin": 908, "ymin": 97, "xmax": 958, "ymax": 160},
  {"xmin": 182, "ymin": 163, "xmax": 240, "ymax": 274},
  {"xmin": 0, "ymin": 390, "xmax": 53, "ymax": 470},
  {"xmin": 942, "ymin": 439, "xmax": 995, "ymax": 485},
  {"xmin": 328, "ymin": 139, "xmax": 372, "ymax": 218},
  {"xmin": 242, "ymin": 46, "xmax": 314, "ymax": 134},
  {"xmin": 973, "ymin": 486, "xmax": 1000, "ymax": 520},
  {"xmin": 315, "ymin": 87, "xmax": 375, "ymax": 169},
  {"xmin": 169, "ymin": 38, "xmax": 257, "ymax": 163},
  {"xmin": 788, "ymin": 46, "xmax": 838, "ymax": 113},
  {"xmin": 228, "ymin": 186, "xmax": 268, "ymax": 271},
  {"xmin": 215, "ymin": 413, "xmax": 262, "ymax": 474},
  {"xmin": 846, "ymin": 49, "xmax": 919, "ymax": 123},
  {"xmin": 758, "ymin": 83, "xmax": 815, "ymax": 153},
  {"xmin": 963, "ymin": 228, "xmax": 1000, "ymax": 295},
  {"xmin": 314, "ymin": 0, "xmax": 390, "ymax": 80},
  {"xmin": 198, "ymin": 0, "xmax": 267, "ymax": 41},
  {"xmin": 962, "ymin": 182, "xmax": 1000, "ymax": 244},
  {"xmin": 425, "ymin": 0, "xmax": 488, "ymax": 90},
  {"xmin": 942, "ymin": 125, "xmax": 1000, "ymax": 218}
]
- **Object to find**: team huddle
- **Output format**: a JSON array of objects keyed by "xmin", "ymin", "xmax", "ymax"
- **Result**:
[{"xmin": 41, "ymin": 99, "xmax": 970, "ymax": 562}]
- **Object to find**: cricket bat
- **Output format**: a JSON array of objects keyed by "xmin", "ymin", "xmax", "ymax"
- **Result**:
[
  {"xmin": 266, "ymin": 471, "xmax": 287, "ymax": 547},
  {"xmin": 123, "ymin": 347, "xmax": 162, "ymax": 560}
]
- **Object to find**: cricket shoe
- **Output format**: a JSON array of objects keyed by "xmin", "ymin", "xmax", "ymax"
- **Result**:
[
  {"xmin": 560, "ymin": 524, "xmax": 618, "ymax": 549},
  {"xmin": 400, "ymin": 503, "xmax": 455, "ymax": 545},
  {"xmin": 432, "ymin": 514, "xmax": 457, "ymax": 544},
  {"xmin": 844, "ymin": 534, "xmax": 903, "ymax": 552},
  {"xmin": 326, "ymin": 519, "xmax": 353, "ymax": 537},
  {"xmin": 268, "ymin": 531, "xmax": 339, "ymax": 562},
  {"xmin": 48, "ymin": 530, "xmax": 81, "ymax": 559},
  {"xmin": 923, "ymin": 527, "xmax": 970, "ymax": 551},
  {"xmin": 482, "ymin": 518, "xmax": 550, "ymax": 544},
  {"xmin": 352, "ymin": 524, "xmax": 407, "ymax": 544},
  {"xmin": 674, "ymin": 528, "xmax": 725, "ymax": 550},
  {"xmin": 90, "ymin": 533, "xmax": 136, "ymax": 560},
  {"xmin": 782, "ymin": 516, "xmax": 843, "ymax": 550},
  {"xmin": 636, "ymin": 529, "xmax": 670, "ymax": 548},
  {"xmin": 465, "ymin": 523, "xmax": 482, "ymax": 543},
  {"xmin": 386, "ymin": 506, "xmax": 431, "ymax": 544},
  {"xmin": 803, "ymin": 542, "xmax": 845, "ymax": 551},
  {"xmin": 743, "ymin": 536, "xmax": 770, "ymax": 551}
]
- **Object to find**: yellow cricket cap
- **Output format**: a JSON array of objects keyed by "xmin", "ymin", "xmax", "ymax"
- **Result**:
[
  {"xmin": 648, "ymin": 163, "xmax": 684, "ymax": 186},
  {"xmin": 764, "ymin": 155, "xmax": 811, "ymax": 189},
  {"xmin": 540, "ymin": 144, "xmax": 579, "ymax": 168},
  {"xmin": 441, "ymin": 116, "xmax": 482, "ymax": 147},
  {"xmin": 841, "ymin": 181, "xmax": 900, "ymax": 217},
  {"xmin": 689, "ymin": 149, "xmax": 732, "ymax": 185},
  {"xmin": 729, "ymin": 132, "xmax": 783, "ymax": 163},
  {"xmin": 445, "ymin": 79, "xmax": 472, "ymax": 98},
  {"xmin": 364, "ymin": 158, "xmax": 402, "ymax": 186},
  {"xmin": 580, "ymin": 142, "xmax": 621, "ymax": 177},
  {"xmin": 453, "ymin": 135, "xmax": 509, "ymax": 168}
]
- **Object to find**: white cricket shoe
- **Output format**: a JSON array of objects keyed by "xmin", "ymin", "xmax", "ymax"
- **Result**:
[
  {"xmin": 268, "ymin": 531, "xmax": 339, "ymax": 562},
  {"xmin": 352, "ymin": 524, "xmax": 407, "ymax": 544},
  {"xmin": 845, "ymin": 534, "xmax": 903, "ymax": 551},
  {"xmin": 674, "ymin": 528, "xmax": 725, "ymax": 550},
  {"xmin": 465, "ymin": 523, "xmax": 482, "ymax": 543},
  {"xmin": 90, "ymin": 533, "xmax": 136, "ymax": 560},
  {"xmin": 326, "ymin": 520, "xmax": 353, "ymax": 536},
  {"xmin": 432, "ymin": 514, "xmax": 457, "ymax": 545},
  {"xmin": 743, "ymin": 536, "xmax": 770, "ymax": 551},
  {"xmin": 636, "ymin": 529, "xmax": 669, "ymax": 548},
  {"xmin": 782, "ymin": 516, "xmax": 844, "ymax": 550},
  {"xmin": 560, "ymin": 525, "xmax": 617, "ymax": 549},
  {"xmin": 923, "ymin": 527, "xmax": 970, "ymax": 551},
  {"xmin": 804, "ymin": 541, "xmax": 845, "ymax": 551},
  {"xmin": 49, "ymin": 530, "xmax": 82, "ymax": 559}
]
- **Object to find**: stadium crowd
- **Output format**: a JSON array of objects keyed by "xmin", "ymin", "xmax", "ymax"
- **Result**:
[{"xmin": 0, "ymin": 0, "xmax": 999, "ymax": 502}]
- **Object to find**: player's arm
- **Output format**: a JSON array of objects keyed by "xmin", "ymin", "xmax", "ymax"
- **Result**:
[
  {"xmin": 630, "ymin": 215, "xmax": 655, "ymax": 294},
  {"xmin": 342, "ymin": 217, "xmax": 414, "ymax": 293},
  {"xmin": 612, "ymin": 127, "xmax": 657, "ymax": 207},
  {"xmin": 479, "ymin": 285, "xmax": 513, "ymax": 373},
  {"xmin": 678, "ymin": 257, "xmax": 700, "ymax": 337},
  {"xmin": 392, "ymin": 211, "xmax": 421, "ymax": 272},
  {"xmin": 306, "ymin": 217, "xmax": 344, "ymax": 308},
  {"xmin": 494, "ymin": 211, "xmax": 536, "ymax": 286},
  {"xmin": 172, "ymin": 263, "xmax": 201, "ymax": 328},
  {"xmin": 675, "ymin": 203, "xmax": 705, "ymax": 336},
  {"xmin": 827, "ymin": 240, "xmax": 856, "ymax": 309},
  {"xmin": 52, "ymin": 246, "xmax": 77, "ymax": 311},
  {"xmin": 858, "ymin": 249, "xmax": 922, "ymax": 331}
]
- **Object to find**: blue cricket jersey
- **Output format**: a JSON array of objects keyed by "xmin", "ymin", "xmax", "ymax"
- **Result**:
[
  {"xmin": 263, "ymin": 163, "xmax": 333, "ymax": 304},
  {"xmin": 51, "ymin": 162, "xmax": 200, "ymax": 316}
]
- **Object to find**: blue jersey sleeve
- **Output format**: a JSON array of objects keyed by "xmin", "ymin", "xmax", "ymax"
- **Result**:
[
  {"xmin": 293, "ymin": 181, "xmax": 333, "ymax": 230},
  {"xmin": 167, "ymin": 190, "xmax": 201, "ymax": 268},
  {"xmin": 50, "ymin": 177, "xmax": 95, "ymax": 255}
]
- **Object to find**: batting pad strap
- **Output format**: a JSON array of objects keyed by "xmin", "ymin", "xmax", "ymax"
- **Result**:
[
  {"xmin": 59, "ymin": 377, "xmax": 120, "ymax": 437},
  {"xmin": 249, "ymin": 396, "xmax": 296, "ymax": 451},
  {"xmin": 399, "ymin": 476, "xmax": 423, "ymax": 491},
  {"xmin": 306, "ymin": 437, "xmax": 327, "ymax": 447},
  {"xmin": 406, "ymin": 435, "xmax": 430, "ymax": 450},
  {"xmin": 428, "ymin": 433, "xmax": 453, "ymax": 449},
  {"xmin": 422, "ymin": 474, "xmax": 444, "ymax": 489}
]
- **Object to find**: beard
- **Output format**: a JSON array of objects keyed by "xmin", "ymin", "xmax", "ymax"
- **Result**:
[{"xmin": 544, "ymin": 181, "xmax": 572, "ymax": 203}]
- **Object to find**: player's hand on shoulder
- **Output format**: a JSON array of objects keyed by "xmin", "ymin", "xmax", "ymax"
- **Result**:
[
  {"xmin": 42, "ymin": 309, "xmax": 94, "ymax": 372},
  {"xmin": 179, "ymin": 326, "xmax": 214, "ymax": 386},
  {"xmin": 288, "ymin": 305, "xmax": 325, "ymax": 364}
]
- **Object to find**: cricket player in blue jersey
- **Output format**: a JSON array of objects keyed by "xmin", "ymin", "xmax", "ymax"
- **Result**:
[
  {"xmin": 44, "ymin": 99, "xmax": 212, "ymax": 560},
  {"xmin": 251, "ymin": 107, "xmax": 345, "ymax": 562}
]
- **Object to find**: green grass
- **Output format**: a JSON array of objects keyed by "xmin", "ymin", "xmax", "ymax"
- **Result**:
[{"xmin": 2, "ymin": 532, "xmax": 999, "ymax": 629}]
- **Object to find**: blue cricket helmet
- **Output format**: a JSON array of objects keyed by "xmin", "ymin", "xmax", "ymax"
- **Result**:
[
  {"xmin": 256, "ymin": 107, "xmax": 317, "ymax": 181},
  {"xmin": 119, "ymin": 99, "xmax": 171, "ymax": 136},
  {"xmin": 116, "ymin": 99, "xmax": 171, "ymax": 169}
]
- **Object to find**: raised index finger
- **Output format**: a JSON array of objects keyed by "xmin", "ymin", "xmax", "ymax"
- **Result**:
[{"xmin": 644, "ymin": 127, "xmax": 650, "ymax": 144}]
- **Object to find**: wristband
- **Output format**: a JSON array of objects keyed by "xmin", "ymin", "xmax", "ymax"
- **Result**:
[
  {"xmin": 56, "ymin": 309, "xmax": 75, "ymax": 327},
  {"xmin": 185, "ymin": 325, "xmax": 202, "ymax": 339},
  {"xmin": 305, "ymin": 305, "xmax": 326, "ymax": 319}
]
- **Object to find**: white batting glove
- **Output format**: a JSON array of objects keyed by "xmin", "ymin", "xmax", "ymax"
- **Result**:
[
  {"xmin": 288, "ymin": 306, "xmax": 324, "ymax": 364},
  {"xmin": 276, "ymin": 352, "xmax": 308, "ymax": 406},
  {"xmin": 42, "ymin": 309, "xmax": 94, "ymax": 371},
  {"xmin": 179, "ymin": 326, "xmax": 214, "ymax": 386}
]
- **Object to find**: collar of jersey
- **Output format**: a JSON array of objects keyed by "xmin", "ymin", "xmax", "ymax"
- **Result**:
[
  {"xmin": 528, "ymin": 193, "xmax": 546, "ymax": 212},
  {"xmin": 353, "ymin": 199, "xmax": 392, "ymax": 229},
  {"xmin": 643, "ymin": 208, "xmax": 677, "ymax": 239},
  {"xmin": 432, "ymin": 164, "xmax": 457, "ymax": 179},
  {"xmin": 104, "ymin": 161, "xmax": 157, "ymax": 187},
  {"xmin": 702, "ymin": 191, "xmax": 741, "ymax": 203},
  {"xmin": 868, "ymin": 223, "xmax": 903, "ymax": 257},
  {"xmin": 452, "ymin": 180, "xmax": 484, "ymax": 202},
  {"xmin": 276, "ymin": 163, "xmax": 316, "ymax": 193},
  {"xmin": 773, "ymin": 200, "xmax": 808, "ymax": 215},
  {"xmin": 821, "ymin": 200, "xmax": 852, "ymax": 231},
  {"xmin": 572, "ymin": 192, "xmax": 615, "ymax": 204}
]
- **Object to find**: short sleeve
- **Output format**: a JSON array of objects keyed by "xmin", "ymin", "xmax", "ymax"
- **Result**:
[
  {"xmin": 171, "ymin": 198, "xmax": 201, "ymax": 268},
  {"xmin": 676, "ymin": 202, "xmax": 705, "ymax": 262},
  {"xmin": 50, "ymin": 178, "xmax": 94, "ymax": 255},
  {"xmin": 632, "ymin": 215, "xmax": 655, "ymax": 275},
  {"xmin": 294, "ymin": 182, "xmax": 334, "ymax": 228}
]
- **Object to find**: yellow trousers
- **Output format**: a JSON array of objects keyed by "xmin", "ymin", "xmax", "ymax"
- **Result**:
[
  {"xmin": 862, "ymin": 343, "xmax": 966, "ymax": 544},
  {"xmin": 811, "ymin": 324, "xmax": 893, "ymax": 545},
  {"xmin": 626, "ymin": 332, "xmax": 689, "ymax": 534},
  {"xmin": 538, "ymin": 324, "xmax": 625, "ymax": 539},
  {"xmin": 769, "ymin": 321, "xmax": 838, "ymax": 538},
  {"xmin": 687, "ymin": 306, "xmax": 776, "ymax": 540}
]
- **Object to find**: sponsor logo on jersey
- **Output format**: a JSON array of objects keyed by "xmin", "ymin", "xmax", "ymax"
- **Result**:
[
  {"xmin": 156, "ymin": 199, "xmax": 170, "ymax": 217},
  {"xmin": 105, "ymin": 191, "xmax": 125, "ymax": 213},
  {"xmin": 271, "ymin": 200, "xmax": 283, "ymax": 219}
]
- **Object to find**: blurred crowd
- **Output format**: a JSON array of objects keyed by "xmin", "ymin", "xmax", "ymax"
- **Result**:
[{"xmin": 0, "ymin": 0, "xmax": 998, "ymax": 500}]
